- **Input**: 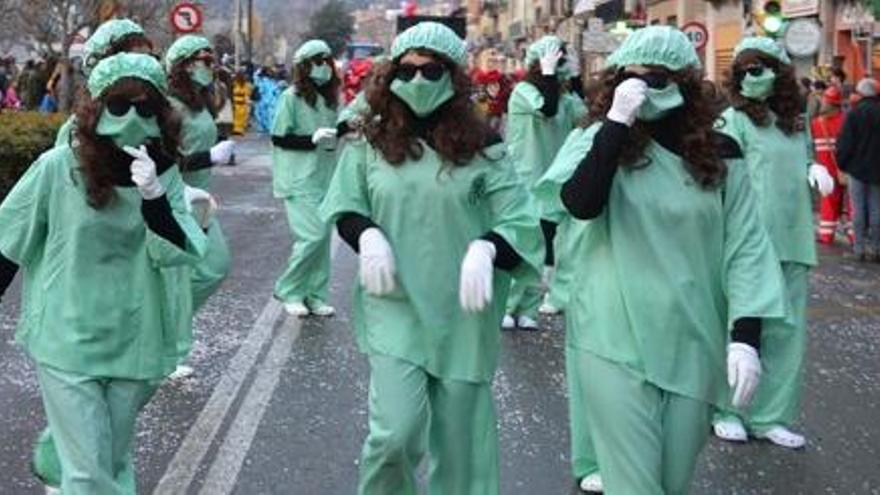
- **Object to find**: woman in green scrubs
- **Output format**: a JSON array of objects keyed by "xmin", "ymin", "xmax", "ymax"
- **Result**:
[
  {"xmin": 321, "ymin": 22, "xmax": 542, "ymax": 495},
  {"xmin": 0, "ymin": 53, "xmax": 206, "ymax": 495},
  {"xmin": 537, "ymin": 26, "xmax": 787, "ymax": 493},
  {"xmin": 271, "ymin": 39, "xmax": 341, "ymax": 317},
  {"xmin": 712, "ymin": 37, "xmax": 834, "ymax": 450}
]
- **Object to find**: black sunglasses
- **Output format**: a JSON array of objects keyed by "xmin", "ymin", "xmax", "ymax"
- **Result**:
[
  {"xmin": 621, "ymin": 71, "xmax": 670, "ymax": 89},
  {"xmin": 738, "ymin": 64, "xmax": 766, "ymax": 77},
  {"xmin": 310, "ymin": 56, "xmax": 332, "ymax": 66},
  {"xmin": 396, "ymin": 62, "xmax": 447, "ymax": 82},
  {"xmin": 106, "ymin": 97, "xmax": 157, "ymax": 118}
]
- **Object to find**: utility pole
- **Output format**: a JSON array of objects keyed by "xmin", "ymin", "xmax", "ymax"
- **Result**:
[
  {"xmin": 234, "ymin": 0, "xmax": 242, "ymax": 69},
  {"xmin": 247, "ymin": 0, "xmax": 254, "ymax": 63}
]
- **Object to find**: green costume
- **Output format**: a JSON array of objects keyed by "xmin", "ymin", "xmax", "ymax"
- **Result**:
[
  {"xmin": 713, "ymin": 105, "xmax": 816, "ymax": 433},
  {"xmin": 271, "ymin": 84, "xmax": 338, "ymax": 307},
  {"xmin": 536, "ymin": 121, "xmax": 786, "ymax": 492},
  {"xmin": 321, "ymin": 137, "xmax": 542, "ymax": 493}
]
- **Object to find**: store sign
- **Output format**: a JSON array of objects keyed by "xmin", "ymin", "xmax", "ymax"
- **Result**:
[
  {"xmin": 784, "ymin": 18, "xmax": 822, "ymax": 58},
  {"xmin": 782, "ymin": 0, "xmax": 819, "ymax": 18}
]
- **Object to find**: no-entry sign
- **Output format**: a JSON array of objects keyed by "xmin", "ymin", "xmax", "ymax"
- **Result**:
[
  {"xmin": 681, "ymin": 22, "xmax": 709, "ymax": 51},
  {"xmin": 170, "ymin": 2, "xmax": 203, "ymax": 34}
]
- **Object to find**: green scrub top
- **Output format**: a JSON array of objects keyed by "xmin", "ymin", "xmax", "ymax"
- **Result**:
[
  {"xmin": 321, "ymin": 139, "xmax": 543, "ymax": 383},
  {"xmin": 505, "ymin": 82, "xmax": 584, "ymax": 191},
  {"xmin": 271, "ymin": 87, "xmax": 338, "ymax": 200},
  {"xmin": 717, "ymin": 107, "xmax": 817, "ymax": 266},
  {"xmin": 0, "ymin": 145, "xmax": 208, "ymax": 380},
  {"xmin": 535, "ymin": 124, "xmax": 787, "ymax": 406},
  {"xmin": 170, "ymin": 96, "xmax": 218, "ymax": 190},
  {"xmin": 53, "ymin": 116, "xmax": 76, "ymax": 148}
]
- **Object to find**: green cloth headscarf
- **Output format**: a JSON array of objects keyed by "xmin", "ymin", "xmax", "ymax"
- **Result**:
[
  {"xmin": 734, "ymin": 36, "xmax": 791, "ymax": 65},
  {"xmin": 165, "ymin": 35, "xmax": 212, "ymax": 71},
  {"xmin": 606, "ymin": 26, "xmax": 701, "ymax": 71},
  {"xmin": 293, "ymin": 39, "xmax": 332, "ymax": 64},
  {"xmin": 391, "ymin": 22, "xmax": 467, "ymax": 66},
  {"xmin": 525, "ymin": 35, "xmax": 563, "ymax": 67},
  {"xmin": 88, "ymin": 52, "xmax": 168, "ymax": 98},
  {"xmin": 82, "ymin": 19, "xmax": 145, "ymax": 76}
]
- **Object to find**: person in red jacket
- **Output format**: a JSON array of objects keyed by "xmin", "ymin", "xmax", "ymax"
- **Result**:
[{"xmin": 811, "ymin": 86, "xmax": 853, "ymax": 245}]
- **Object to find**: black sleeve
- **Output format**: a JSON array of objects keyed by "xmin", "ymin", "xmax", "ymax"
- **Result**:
[
  {"xmin": 731, "ymin": 317, "xmax": 762, "ymax": 353},
  {"xmin": 712, "ymin": 131, "xmax": 744, "ymax": 159},
  {"xmin": 272, "ymin": 134, "xmax": 317, "ymax": 151},
  {"xmin": 337, "ymin": 121, "xmax": 353, "ymax": 138},
  {"xmin": 336, "ymin": 212, "xmax": 377, "ymax": 252},
  {"xmin": 141, "ymin": 195, "xmax": 187, "ymax": 250},
  {"xmin": 481, "ymin": 231, "xmax": 523, "ymax": 271},
  {"xmin": 0, "ymin": 251, "xmax": 19, "ymax": 301},
  {"xmin": 835, "ymin": 111, "xmax": 857, "ymax": 172},
  {"xmin": 180, "ymin": 151, "xmax": 213, "ymax": 172},
  {"xmin": 534, "ymin": 76, "xmax": 561, "ymax": 118},
  {"xmin": 560, "ymin": 121, "xmax": 630, "ymax": 220}
]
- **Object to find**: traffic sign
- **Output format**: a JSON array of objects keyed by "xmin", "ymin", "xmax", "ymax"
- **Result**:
[
  {"xmin": 170, "ymin": 2, "xmax": 203, "ymax": 34},
  {"xmin": 681, "ymin": 22, "xmax": 709, "ymax": 51}
]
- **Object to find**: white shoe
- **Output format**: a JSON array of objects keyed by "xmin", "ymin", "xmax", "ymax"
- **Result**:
[
  {"xmin": 755, "ymin": 426, "xmax": 806, "ymax": 449},
  {"xmin": 310, "ymin": 304, "xmax": 336, "ymax": 317},
  {"xmin": 517, "ymin": 315, "xmax": 540, "ymax": 330},
  {"xmin": 538, "ymin": 301, "xmax": 561, "ymax": 315},
  {"xmin": 713, "ymin": 418, "xmax": 748, "ymax": 442},
  {"xmin": 167, "ymin": 365, "xmax": 195, "ymax": 380},
  {"xmin": 501, "ymin": 314, "xmax": 516, "ymax": 329},
  {"xmin": 283, "ymin": 301, "xmax": 310, "ymax": 317},
  {"xmin": 579, "ymin": 473, "xmax": 604, "ymax": 492},
  {"xmin": 45, "ymin": 487, "xmax": 61, "ymax": 495}
]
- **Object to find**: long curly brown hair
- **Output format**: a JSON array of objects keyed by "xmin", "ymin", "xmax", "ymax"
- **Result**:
[
  {"xmin": 74, "ymin": 78, "xmax": 181, "ymax": 209},
  {"xmin": 723, "ymin": 50, "xmax": 805, "ymax": 135},
  {"xmin": 168, "ymin": 50, "xmax": 216, "ymax": 116},
  {"xmin": 584, "ymin": 66, "xmax": 726, "ymax": 188},
  {"xmin": 292, "ymin": 55, "xmax": 340, "ymax": 109},
  {"xmin": 363, "ymin": 50, "xmax": 491, "ymax": 166}
]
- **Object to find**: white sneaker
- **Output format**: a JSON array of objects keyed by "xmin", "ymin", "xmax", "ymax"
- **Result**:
[
  {"xmin": 517, "ymin": 315, "xmax": 540, "ymax": 330},
  {"xmin": 538, "ymin": 301, "xmax": 561, "ymax": 315},
  {"xmin": 167, "ymin": 365, "xmax": 195, "ymax": 380},
  {"xmin": 501, "ymin": 314, "xmax": 516, "ymax": 329},
  {"xmin": 755, "ymin": 426, "xmax": 806, "ymax": 449},
  {"xmin": 283, "ymin": 301, "xmax": 310, "ymax": 317},
  {"xmin": 579, "ymin": 473, "xmax": 604, "ymax": 492},
  {"xmin": 310, "ymin": 304, "xmax": 336, "ymax": 317},
  {"xmin": 45, "ymin": 487, "xmax": 61, "ymax": 495},
  {"xmin": 713, "ymin": 418, "xmax": 748, "ymax": 442}
]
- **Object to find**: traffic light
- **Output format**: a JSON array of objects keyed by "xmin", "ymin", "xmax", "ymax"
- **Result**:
[{"xmin": 760, "ymin": 1, "xmax": 785, "ymax": 37}]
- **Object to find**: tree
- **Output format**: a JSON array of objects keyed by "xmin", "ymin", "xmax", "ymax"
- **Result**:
[{"xmin": 303, "ymin": 0, "xmax": 355, "ymax": 56}]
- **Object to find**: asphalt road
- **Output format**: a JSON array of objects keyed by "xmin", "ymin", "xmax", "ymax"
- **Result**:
[{"xmin": 1, "ymin": 134, "xmax": 878, "ymax": 494}]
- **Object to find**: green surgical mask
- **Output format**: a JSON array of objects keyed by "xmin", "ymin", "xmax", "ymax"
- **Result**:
[
  {"xmin": 637, "ymin": 82, "xmax": 684, "ymax": 121},
  {"xmin": 188, "ymin": 61, "xmax": 214, "ymax": 87},
  {"xmin": 310, "ymin": 64, "xmax": 332, "ymax": 85},
  {"xmin": 96, "ymin": 107, "xmax": 161, "ymax": 148},
  {"xmin": 740, "ymin": 68, "xmax": 776, "ymax": 101},
  {"xmin": 390, "ymin": 73, "xmax": 455, "ymax": 117}
]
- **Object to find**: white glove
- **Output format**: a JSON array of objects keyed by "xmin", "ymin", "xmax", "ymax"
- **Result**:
[
  {"xmin": 358, "ymin": 228, "xmax": 396, "ymax": 296},
  {"xmin": 606, "ymin": 78, "xmax": 648, "ymax": 127},
  {"xmin": 210, "ymin": 140, "xmax": 236, "ymax": 165},
  {"xmin": 727, "ymin": 343, "xmax": 762, "ymax": 409},
  {"xmin": 459, "ymin": 240, "xmax": 496, "ymax": 312},
  {"xmin": 539, "ymin": 48, "xmax": 563, "ymax": 76},
  {"xmin": 183, "ymin": 185, "xmax": 218, "ymax": 229},
  {"xmin": 311, "ymin": 127, "xmax": 338, "ymax": 147},
  {"xmin": 124, "ymin": 145, "xmax": 164, "ymax": 200},
  {"xmin": 808, "ymin": 163, "xmax": 835, "ymax": 197}
]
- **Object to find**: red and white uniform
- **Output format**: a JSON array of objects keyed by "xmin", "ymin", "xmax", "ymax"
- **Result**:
[{"xmin": 811, "ymin": 90, "xmax": 852, "ymax": 244}]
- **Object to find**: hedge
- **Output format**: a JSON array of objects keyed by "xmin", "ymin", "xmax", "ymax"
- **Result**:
[{"xmin": 0, "ymin": 112, "xmax": 67, "ymax": 202}]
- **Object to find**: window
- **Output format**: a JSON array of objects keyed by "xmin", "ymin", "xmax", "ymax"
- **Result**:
[{"xmin": 667, "ymin": 15, "xmax": 677, "ymax": 27}]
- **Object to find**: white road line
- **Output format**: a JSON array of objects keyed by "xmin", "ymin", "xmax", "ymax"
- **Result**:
[{"xmin": 198, "ymin": 314, "xmax": 300, "ymax": 494}]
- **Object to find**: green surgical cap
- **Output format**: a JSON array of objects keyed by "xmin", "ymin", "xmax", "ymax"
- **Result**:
[
  {"xmin": 165, "ymin": 35, "xmax": 212, "ymax": 71},
  {"xmin": 525, "ymin": 35, "xmax": 563, "ymax": 66},
  {"xmin": 606, "ymin": 26, "xmax": 701, "ymax": 71},
  {"xmin": 391, "ymin": 22, "xmax": 467, "ymax": 66},
  {"xmin": 88, "ymin": 53, "xmax": 168, "ymax": 98},
  {"xmin": 293, "ymin": 39, "xmax": 332, "ymax": 64},
  {"xmin": 734, "ymin": 36, "xmax": 791, "ymax": 65},
  {"xmin": 83, "ymin": 19, "xmax": 145, "ymax": 76}
]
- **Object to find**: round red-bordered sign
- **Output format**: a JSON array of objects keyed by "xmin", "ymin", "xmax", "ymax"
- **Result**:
[
  {"xmin": 170, "ymin": 2, "xmax": 203, "ymax": 34},
  {"xmin": 681, "ymin": 22, "xmax": 709, "ymax": 51}
]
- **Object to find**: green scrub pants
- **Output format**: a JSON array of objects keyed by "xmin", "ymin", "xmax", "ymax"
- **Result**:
[
  {"xmin": 274, "ymin": 195, "xmax": 331, "ymax": 307},
  {"xmin": 36, "ymin": 365, "xmax": 157, "ymax": 495},
  {"xmin": 191, "ymin": 218, "xmax": 231, "ymax": 311},
  {"xmin": 358, "ymin": 354, "xmax": 499, "ymax": 495},
  {"xmin": 715, "ymin": 262, "xmax": 809, "ymax": 434},
  {"xmin": 565, "ymin": 345, "xmax": 599, "ymax": 480},
  {"xmin": 505, "ymin": 278, "xmax": 542, "ymax": 319},
  {"xmin": 576, "ymin": 350, "xmax": 710, "ymax": 495},
  {"xmin": 546, "ymin": 222, "xmax": 574, "ymax": 310}
]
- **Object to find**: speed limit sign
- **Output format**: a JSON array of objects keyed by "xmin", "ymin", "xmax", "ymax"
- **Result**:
[
  {"xmin": 170, "ymin": 2, "xmax": 203, "ymax": 34},
  {"xmin": 681, "ymin": 22, "xmax": 709, "ymax": 51}
]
